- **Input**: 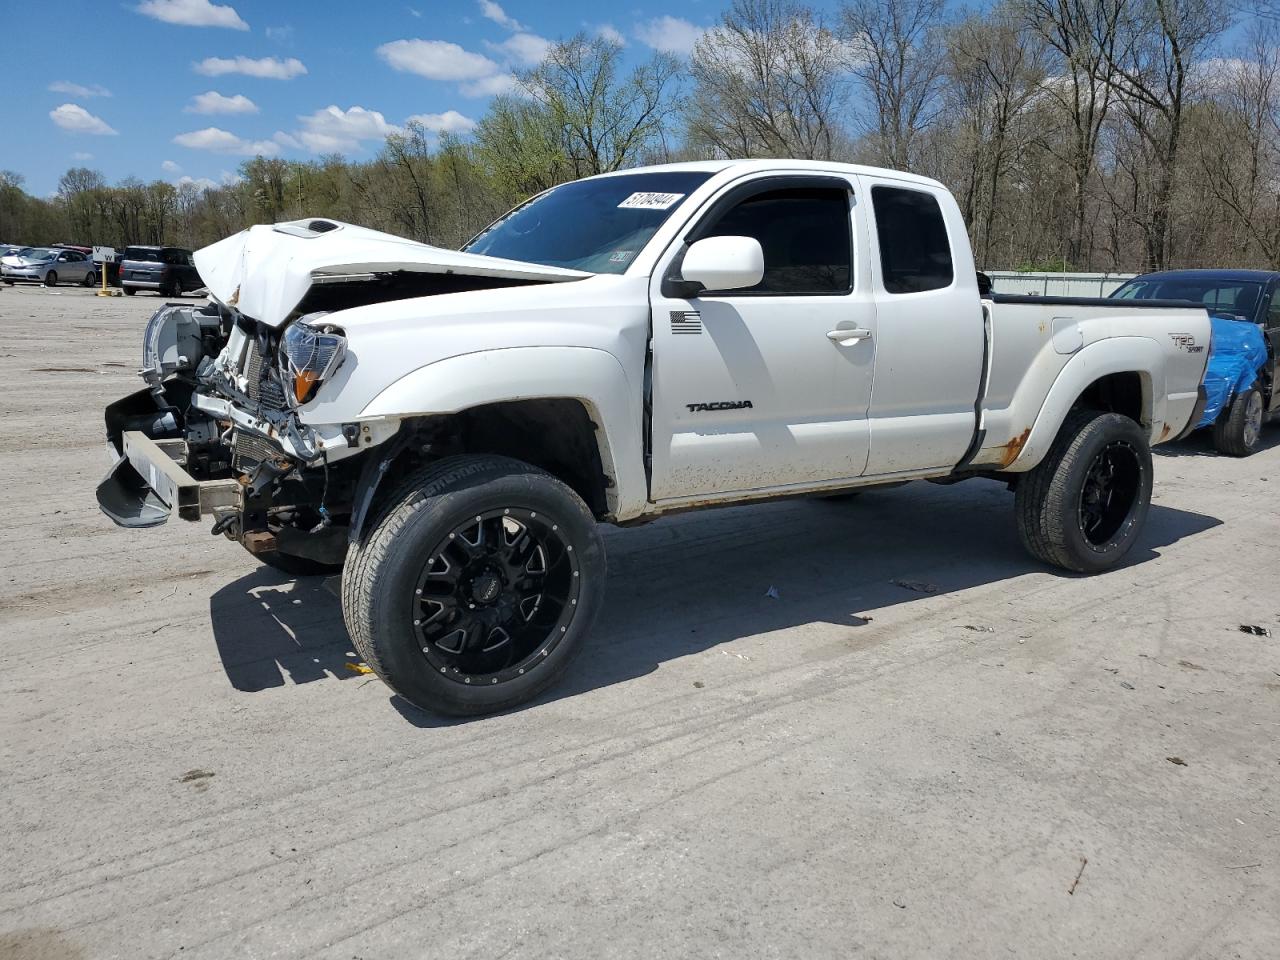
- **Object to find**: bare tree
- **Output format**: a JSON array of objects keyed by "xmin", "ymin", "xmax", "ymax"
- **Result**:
[
  {"xmin": 841, "ymin": 0, "xmax": 949, "ymax": 170},
  {"xmin": 686, "ymin": 0, "xmax": 851, "ymax": 160},
  {"xmin": 1096, "ymin": 0, "xmax": 1227, "ymax": 268},
  {"xmin": 1019, "ymin": 0, "xmax": 1124, "ymax": 268},
  {"xmin": 944, "ymin": 5, "xmax": 1049, "ymax": 263},
  {"xmin": 520, "ymin": 34, "xmax": 682, "ymax": 178}
]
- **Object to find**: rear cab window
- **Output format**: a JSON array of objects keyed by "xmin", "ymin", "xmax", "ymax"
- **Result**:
[
  {"xmin": 124, "ymin": 248, "xmax": 163, "ymax": 263},
  {"xmin": 870, "ymin": 185, "xmax": 954, "ymax": 294}
]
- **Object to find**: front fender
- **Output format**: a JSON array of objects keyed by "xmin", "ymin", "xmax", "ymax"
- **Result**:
[
  {"xmin": 979, "ymin": 337, "xmax": 1167, "ymax": 471},
  {"xmin": 360, "ymin": 346, "xmax": 647, "ymax": 519}
]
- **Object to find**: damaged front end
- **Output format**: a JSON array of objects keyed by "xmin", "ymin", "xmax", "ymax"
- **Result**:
[{"xmin": 96, "ymin": 300, "xmax": 361, "ymax": 568}]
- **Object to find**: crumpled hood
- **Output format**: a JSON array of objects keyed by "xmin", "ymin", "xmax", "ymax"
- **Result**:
[{"xmin": 194, "ymin": 218, "xmax": 590, "ymax": 327}]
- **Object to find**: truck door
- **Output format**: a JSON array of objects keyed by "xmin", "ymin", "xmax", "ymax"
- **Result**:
[
  {"xmin": 858, "ymin": 177, "xmax": 986, "ymax": 474},
  {"xmin": 648, "ymin": 174, "xmax": 877, "ymax": 502}
]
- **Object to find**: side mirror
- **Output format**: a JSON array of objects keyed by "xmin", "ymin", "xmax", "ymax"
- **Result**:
[{"xmin": 681, "ymin": 236, "xmax": 764, "ymax": 292}]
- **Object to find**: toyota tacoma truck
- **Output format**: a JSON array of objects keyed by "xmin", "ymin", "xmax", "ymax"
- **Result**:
[{"xmin": 96, "ymin": 160, "xmax": 1211, "ymax": 715}]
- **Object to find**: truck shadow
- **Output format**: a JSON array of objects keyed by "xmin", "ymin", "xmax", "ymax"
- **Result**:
[{"xmin": 207, "ymin": 478, "xmax": 1221, "ymax": 721}]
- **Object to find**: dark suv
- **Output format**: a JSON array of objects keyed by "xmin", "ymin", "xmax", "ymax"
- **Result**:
[{"xmin": 119, "ymin": 246, "xmax": 203, "ymax": 297}]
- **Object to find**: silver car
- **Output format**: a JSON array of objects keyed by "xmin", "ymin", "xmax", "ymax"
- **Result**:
[{"xmin": 1, "ymin": 247, "xmax": 97, "ymax": 286}]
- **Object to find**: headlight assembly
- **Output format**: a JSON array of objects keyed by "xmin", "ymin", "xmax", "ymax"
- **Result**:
[{"xmin": 279, "ymin": 313, "xmax": 347, "ymax": 405}]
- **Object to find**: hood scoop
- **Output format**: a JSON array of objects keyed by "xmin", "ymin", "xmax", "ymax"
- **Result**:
[{"xmin": 194, "ymin": 218, "xmax": 590, "ymax": 327}]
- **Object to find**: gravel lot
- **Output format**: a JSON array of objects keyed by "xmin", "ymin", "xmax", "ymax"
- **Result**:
[{"xmin": 1, "ymin": 282, "xmax": 1277, "ymax": 960}]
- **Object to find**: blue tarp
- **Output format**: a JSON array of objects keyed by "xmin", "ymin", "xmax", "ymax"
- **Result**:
[{"xmin": 1197, "ymin": 316, "xmax": 1269, "ymax": 427}]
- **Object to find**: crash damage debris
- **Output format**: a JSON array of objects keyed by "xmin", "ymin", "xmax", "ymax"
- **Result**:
[
  {"xmin": 1239, "ymin": 625, "xmax": 1272, "ymax": 637},
  {"xmin": 1166, "ymin": 756, "xmax": 1187, "ymax": 766}
]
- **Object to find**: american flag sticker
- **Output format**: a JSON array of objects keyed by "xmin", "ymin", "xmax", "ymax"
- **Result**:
[{"xmin": 670, "ymin": 310, "xmax": 702, "ymax": 335}]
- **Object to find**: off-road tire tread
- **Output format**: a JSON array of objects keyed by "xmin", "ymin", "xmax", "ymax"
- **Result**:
[
  {"xmin": 341, "ymin": 455, "xmax": 598, "ymax": 714},
  {"xmin": 1211, "ymin": 386, "xmax": 1261, "ymax": 457},
  {"xmin": 1015, "ymin": 410, "xmax": 1144, "ymax": 572}
]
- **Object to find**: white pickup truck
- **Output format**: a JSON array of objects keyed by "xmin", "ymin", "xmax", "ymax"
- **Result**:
[{"xmin": 97, "ymin": 160, "xmax": 1211, "ymax": 715}]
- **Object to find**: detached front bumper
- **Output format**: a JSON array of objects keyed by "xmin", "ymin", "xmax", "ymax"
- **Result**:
[{"xmin": 96, "ymin": 432, "xmax": 240, "ymax": 528}]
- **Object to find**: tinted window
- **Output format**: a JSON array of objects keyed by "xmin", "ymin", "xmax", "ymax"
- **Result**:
[
  {"xmin": 1112, "ymin": 277, "xmax": 1263, "ymax": 320},
  {"xmin": 465, "ymin": 171, "xmax": 712, "ymax": 274},
  {"xmin": 871, "ymin": 186, "xmax": 953, "ymax": 294},
  {"xmin": 699, "ymin": 186, "xmax": 851, "ymax": 294},
  {"xmin": 124, "ymin": 247, "xmax": 163, "ymax": 262}
]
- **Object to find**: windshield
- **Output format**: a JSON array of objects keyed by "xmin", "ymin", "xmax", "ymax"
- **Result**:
[
  {"xmin": 463, "ymin": 171, "xmax": 713, "ymax": 273},
  {"xmin": 1112, "ymin": 277, "xmax": 1264, "ymax": 318},
  {"xmin": 25, "ymin": 249, "xmax": 57, "ymax": 262}
]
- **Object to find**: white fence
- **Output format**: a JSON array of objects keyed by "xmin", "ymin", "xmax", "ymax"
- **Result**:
[{"xmin": 985, "ymin": 271, "xmax": 1136, "ymax": 298}]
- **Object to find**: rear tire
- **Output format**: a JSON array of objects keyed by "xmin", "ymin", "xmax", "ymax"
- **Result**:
[
  {"xmin": 123, "ymin": 286, "xmax": 136, "ymax": 296},
  {"xmin": 83, "ymin": 270, "xmax": 96, "ymax": 287},
  {"xmin": 1015, "ymin": 410, "xmax": 1153, "ymax": 573},
  {"xmin": 1212, "ymin": 385, "xmax": 1264, "ymax": 457},
  {"xmin": 342, "ymin": 455, "xmax": 606, "ymax": 716}
]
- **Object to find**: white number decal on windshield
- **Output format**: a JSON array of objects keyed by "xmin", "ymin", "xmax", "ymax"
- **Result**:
[{"xmin": 617, "ymin": 192, "xmax": 684, "ymax": 210}]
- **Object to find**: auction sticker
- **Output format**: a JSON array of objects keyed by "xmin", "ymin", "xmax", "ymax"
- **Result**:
[{"xmin": 618, "ymin": 192, "xmax": 685, "ymax": 210}]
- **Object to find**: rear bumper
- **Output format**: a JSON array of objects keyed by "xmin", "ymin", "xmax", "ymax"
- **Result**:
[
  {"xmin": 96, "ymin": 431, "xmax": 240, "ymax": 528},
  {"xmin": 123, "ymin": 280, "xmax": 163, "ymax": 290},
  {"xmin": 1175, "ymin": 384, "xmax": 1210, "ymax": 440}
]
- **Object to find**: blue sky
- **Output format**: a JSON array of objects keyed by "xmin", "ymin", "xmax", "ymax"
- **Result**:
[{"xmin": 1, "ymin": 0, "xmax": 736, "ymax": 197}]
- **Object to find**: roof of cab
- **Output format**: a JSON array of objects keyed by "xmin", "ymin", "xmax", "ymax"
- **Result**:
[{"xmin": 584, "ymin": 158, "xmax": 946, "ymax": 190}]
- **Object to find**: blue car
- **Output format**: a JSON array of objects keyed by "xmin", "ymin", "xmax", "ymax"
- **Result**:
[{"xmin": 1112, "ymin": 270, "xmax": 1275, "ymax": 455}]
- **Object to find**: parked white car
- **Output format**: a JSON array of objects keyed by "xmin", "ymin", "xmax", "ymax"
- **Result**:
[
  {"xmin": 97, "ymin": 160, "xmax": 1211, "ymax": 715},
  {"xmin": 2, "ymin": 247, "xmax": 97, "ymax": 286}
]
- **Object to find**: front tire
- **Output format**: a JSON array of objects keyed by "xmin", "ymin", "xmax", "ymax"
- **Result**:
[
  {"xmin": 342, "ymin": 455, "xmax": 605, "ymax": 716},
  {"xmin": 1015, "ymin": 410, "xmax": 1153, "ymax": 573},
  {"xmin": 44, "ymin": 271, "xmax": 57, "ymax": 287},
  {"xmin": 1212, "ymin": 385, "xmax": 1264, "ymax": 457}
]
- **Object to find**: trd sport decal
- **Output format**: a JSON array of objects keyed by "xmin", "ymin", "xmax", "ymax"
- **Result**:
[
  {"xmin": 670, "ymin": 310, "xmax": 702, "ymax": 335},
  {"xmin": 686, "ymin": 400, "xmax": 754, "ymax": 412}
]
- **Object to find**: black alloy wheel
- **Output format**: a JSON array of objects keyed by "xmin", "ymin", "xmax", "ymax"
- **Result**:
[
  {"xmin": 412, "ymin": 509, "xmax": 578, "ymax": 685},
  {"xmin": 342, "ymin": 455, "xmax": 606, "ymax": 716},
  {"xmin": 1076, "ymin": 439, "xmax": 1143, "ymax": 547}
]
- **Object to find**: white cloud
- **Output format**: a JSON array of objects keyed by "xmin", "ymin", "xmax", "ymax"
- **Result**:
[
  {"xmin": 478, "ymin": 0, "xmax": 525, "ymax": 31},
  {"xmin": 460, "ymin": 73, "xmax": 519, "ymax": 97},
  {"xmin": 220, "ymin": 169, "xmax": 243, "ymax": 185},
  {"xmin": 406, "ymin": 110, "xmax": 478, "ymax": 135},
  {"xmin": 72, "ymin": 152, "xmax": 94, "ymax": 161},
  {"xmin": 173, "ymin": 126, "xmax": 280, "ymax": 156},
  {"xmin": 136, "ymin": 0, "xmax": 248, "ymax": 30},
  {"xmin": 178, "ymin": 175, "xmax": 219, "ymax": 191},
  {"xmin": 265, "ymin": 25, "xmax": 294, "ymax": 44},
  {"xmin": 193, "ymin": 56, "xmax": 307, "ymax": 79},
  {"xmin": 634, "ymin": 15, "xmax": 705, "ymax": 55},
  {"xmin": 49, "ymin": 81, "xmax": 111, "ymax": 98},
  {"xmin": 486, "ymin": 32, "xmax": 550, "ymax": 67},
  {"xmin": 407, "ymin": 5, "xmax": 422, "ymax": 16},
  {"xmin": 50, "ymin": 104, "xmax": 118, "ymax": 136},
  {"xmin": 185, "ymin": 91, "xmax": 258, "ymax": 114},
  {"xmin": 595, "ymin": 24, "xmax": 625, "ymax": 46},
  {"xmin": 162, "ymin": 159, "xmax": 183, "ymax": 173},
  {"xmin": 294, "ymin": 105, "xmax": 400, "ymax": 152},
  {"xmin": 377, "ymin": 39, "xmax": 499, "ymax": 81}
]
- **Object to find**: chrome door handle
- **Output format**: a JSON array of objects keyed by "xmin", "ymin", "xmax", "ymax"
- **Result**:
[{"xmin": 827, "ymin": 328, "xmax": 872, "ymax": 343}]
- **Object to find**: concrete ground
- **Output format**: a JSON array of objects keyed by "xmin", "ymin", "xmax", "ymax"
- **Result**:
[{"xmin": 0, "ymin": 282, "xmax": 1276, "ymax": 960}]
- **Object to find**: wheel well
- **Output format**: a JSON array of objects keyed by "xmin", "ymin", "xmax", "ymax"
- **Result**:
[
  {"xmin": 1073, "ymin": 372, "xmax": 1147, "ymax": 426},
  {"xmin": 381, "ymin": 399, "xmax": 613, "ymax": 519}
]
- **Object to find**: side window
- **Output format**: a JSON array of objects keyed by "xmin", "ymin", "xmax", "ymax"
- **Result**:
[
  {"xmin": 871, "ymin": 186, "xmax": 954, "ymax": 294},
  {"xmin": 700, "ymin": 186, "xmax": 852, "ymax": 295},
  {"xmin": 1268, "ymin": 286, "xmax": 1280, "ymax": 329}
]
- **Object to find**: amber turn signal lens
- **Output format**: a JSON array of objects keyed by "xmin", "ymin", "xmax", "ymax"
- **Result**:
[{"xmin": 293, "ymin": 369, "xmax": 320, "ymax": 403}]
